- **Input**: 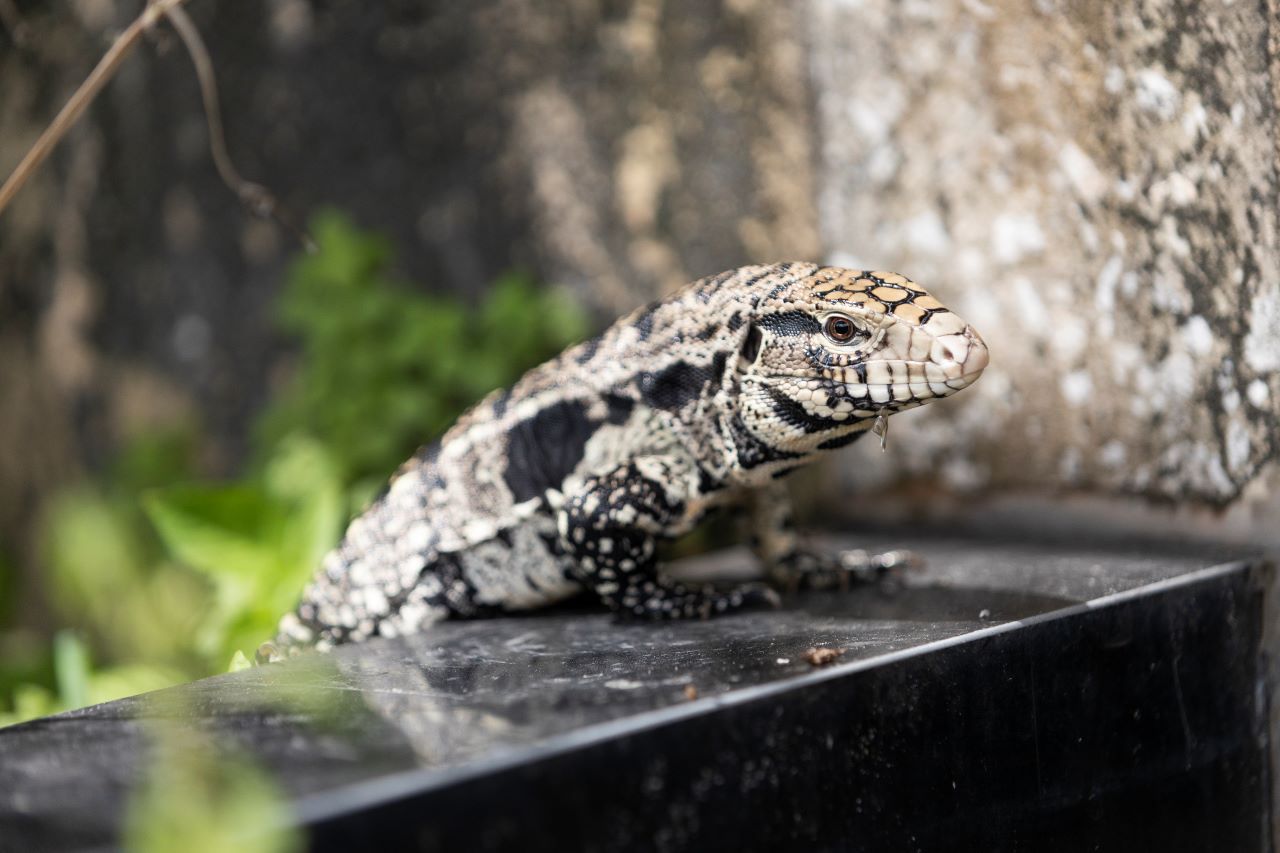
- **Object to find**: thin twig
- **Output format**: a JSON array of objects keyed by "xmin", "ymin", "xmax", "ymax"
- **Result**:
[
  {"xmin": 161, "ymin": 4, "xmax": 314, "ymax": 251},
  {"xmin": 0, "ymin": 0, "xmax": 313, "ymax": 252},
  {"xmin": 0, "ymin": 0, "xmax": 187, "ymax": 216}
]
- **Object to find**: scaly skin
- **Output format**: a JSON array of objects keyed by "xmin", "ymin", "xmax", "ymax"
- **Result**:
[{"xmin": 262, "ymin": 263, "xmax": 988, "ymax": 660}]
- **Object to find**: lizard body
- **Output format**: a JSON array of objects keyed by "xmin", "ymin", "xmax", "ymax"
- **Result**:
[{"xmin": 264, "ymin": 263, "xmax": 988, "ymax": 659}]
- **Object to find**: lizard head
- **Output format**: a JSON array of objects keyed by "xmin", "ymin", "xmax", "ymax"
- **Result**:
[{"xmin": 735, "ymin": 267, "xmax": 988, "ymax": 456}]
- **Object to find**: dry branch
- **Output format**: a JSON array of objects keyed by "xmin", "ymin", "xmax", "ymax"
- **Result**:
[{"xmin": 0, "ymin": 0, "xmax": 312, "ymax": 250}]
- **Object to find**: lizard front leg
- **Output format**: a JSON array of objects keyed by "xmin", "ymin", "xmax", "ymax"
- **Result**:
[
  {"xmin": 749, "ymin": 480, "xmax": 922, "ymax": 591},
  {"xmin": 558, "ymin": 459, "xmax": 779, "ymax": 619}
]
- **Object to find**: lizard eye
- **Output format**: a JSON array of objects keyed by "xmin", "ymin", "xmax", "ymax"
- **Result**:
[{"xmin": 824, "ymin": 315, "xmax": 860, "ymax": 344}]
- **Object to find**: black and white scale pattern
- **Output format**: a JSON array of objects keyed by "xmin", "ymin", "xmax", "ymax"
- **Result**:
[{"xmin": 265, "ymin": 263, "xmax": 989, "ymax": 658}]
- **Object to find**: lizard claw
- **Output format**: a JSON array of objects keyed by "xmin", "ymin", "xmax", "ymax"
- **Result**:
[
  {"xmin": 837, "ymin": 548, "xmax": 925, "ymax": 580},
  {"xmin": 255, "ymin": 641, "xmax": 283, "ymax": 665},
  {"xmin": 743, "ymin": 583, "xmax": 783, "ymax": 610}
]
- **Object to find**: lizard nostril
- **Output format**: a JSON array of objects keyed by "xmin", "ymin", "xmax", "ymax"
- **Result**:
[{"xmin": 930, "ymin": 337, "xmax": 966, "ymax": 366}]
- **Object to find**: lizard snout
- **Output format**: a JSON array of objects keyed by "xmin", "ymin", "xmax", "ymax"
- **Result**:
[{"xmin": 928, "ymin": 324, "xmax": 988, "ymax": 392}]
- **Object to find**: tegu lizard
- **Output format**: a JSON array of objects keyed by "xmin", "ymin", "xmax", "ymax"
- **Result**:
[{"xmin": 262, "ymin": 263, "xmax": 988, "ymax": 660}]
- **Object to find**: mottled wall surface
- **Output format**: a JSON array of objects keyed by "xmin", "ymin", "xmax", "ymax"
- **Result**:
[
  {"xmin": 2, "ymin": 0, "xmax": 1279, "ymax": 549},
  {"xmin": 804, "ymin": 0, "xmax": 1280, "ymax": 537}
]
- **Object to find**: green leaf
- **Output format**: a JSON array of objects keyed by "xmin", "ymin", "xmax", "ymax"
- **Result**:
[
  {"xmin": 44, "ymin": 490, "xmax": 150, "ymax": 617},
  {"xmin": 0, "ymin": 683, "xmax": 58, "ymax": 729},
  {"xmin": 53, "ymin": 631, "xmax": 90, "ymax": 711},
  {"xmin": 86, "ymin": 664, "xmax": 184, "ymax": 708},
  {"xmin": 144, "ymin": 486, "xmax": 285, "ymax": 580}
]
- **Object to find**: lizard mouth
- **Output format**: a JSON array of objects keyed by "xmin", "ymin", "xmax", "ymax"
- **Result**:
[{"xmin": 832, "ymin": 360, "xmax": 986, "ymax": 406}]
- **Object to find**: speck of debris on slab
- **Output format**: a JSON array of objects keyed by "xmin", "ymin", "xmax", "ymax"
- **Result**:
[
  {"xmin": 804, "ymin": 646, "xmax": 846, "ymax": 667},
  {"xmin": 683, "ymin": 684, "xmax": 699, "ymax": 701}
]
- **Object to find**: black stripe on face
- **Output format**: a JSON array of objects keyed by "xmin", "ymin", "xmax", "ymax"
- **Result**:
[
  {"xmin": 817, "ymin": 430, "xmax": 867, "ymax": 450},
  {"xmin": 756, "ymin": 311, "xmax": 821, "ymax": 337},
  {"xmin": 728, "ymin": 414, "xmax": 804, "ymax": 469},
  {"xmin": 765, "ymin": 387, "xmax": 840, "ymax": 434}
]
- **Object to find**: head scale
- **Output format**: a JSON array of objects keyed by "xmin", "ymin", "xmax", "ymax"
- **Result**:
[{"xmin": 732, "ymin": 266, "xmax": 988, "ymax": 464}]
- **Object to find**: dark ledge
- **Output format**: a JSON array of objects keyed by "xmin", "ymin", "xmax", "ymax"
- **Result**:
[{"xmin": 0, "ymin": 533, "xmax": 1273, "ymax": 852}]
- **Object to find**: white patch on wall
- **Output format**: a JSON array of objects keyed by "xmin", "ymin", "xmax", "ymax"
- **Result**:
[
  {"xmin": 846, "ymin": 85, "xmax": 905, "ymax": 143},
  {"xmin": 1152, "ymin": 268, "xmax": 1191, "ymax": 313},
  {"xmin": 1120, "ymin": 271, "xmax": 1140, "ymax": 298},
  {"xmin": 1157, "ymin": 216, "xmax": 1192, "ymax": 258},
  {"xmin": 941, "ymin": 456, "xmax": 986, "ymax": 491},
  {"xmin": 1098, "ymin": 440, "xmax": 1127, "ymax": 469},
  {"xmin": 1059, "ymin": 141, "xmax": 1107, "ymax": 202},
  {"xmin": 991, "ymin": 213, "xmax": 1046, "ymax": 264},
  {"xmin": 826, "ymin": 250, "xmax": 870, "ymax": 271},
  {"xmin": 957, "ymin": 248, "xmax": 989, "ymax": 284},
  {"xmin": 1246, "ymin": 379, "xmax": 1269, "ymax": 408},
  {"xmin": 1103, "ymin": 66, "xmax": 1125, "ymax": 94},
  {"xmin": 1244, "ymin": 285, "xmax": 1280, "ymax": 371},
  {"xmin": 1150, "ymin": 172, "xmax": 1198, "ymax": 209},
  {"xmin": 1012, "ymin": 277, "xmax": 1050, "ymax": 332},
  {"xmin": 1223, "ymin": 414, "xmax": 1254, "ymax": 473},
  {"xmin": 1133, "ymin": 68, "xmax": 1181, "ymax": 121},
  {"xmin": 1110, "ymin": 341, "xmax": 1143, "ymax": 385},
  {"xmin": 1180, "ymin": 100, "xmax": 1208, "ymax": 141},
  {"xmin": 903, "ymin": 209, "xmax": 951, "ymax": 255},
  {"xmin": 1049, "ymin": 315, "xmax": 1088, "ymax": 364},
  {"xmin": 1094, "ymin": 255, "xmax": 1123, "ymax": 336},
  {"xmin": 865, "ymin": 144, "xmax": 901, "ymax": 183},
  {"xmin": 1059, "ymin": 447, "xmax": 1082, "ymax": 482},
  {"xmin": 1180, "ymin": 316, "xmax": 1214, "ymax": 356},
  {"xmin": 1157, "ymin": 350, "xmax": 1197, "ymax": 406},
  {"xmin": 957, "ymin": 287, "xmax": 1001, "ymax": 336},
  {"xmin": 1060, "ymin": 371, "xmax": 1093, "ymax": 406}
]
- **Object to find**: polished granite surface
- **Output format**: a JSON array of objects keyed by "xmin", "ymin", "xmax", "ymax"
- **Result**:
[{"xmin": 0, "ymin": 533, "xmax": 1266, "ymax": 851}]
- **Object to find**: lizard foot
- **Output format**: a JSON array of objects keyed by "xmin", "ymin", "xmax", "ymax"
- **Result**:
[
  {"xmin": 613, "ymin": 579, "xmax": 780, "ymax": 621},
  {"xmin": 769, "ymin": 547, "xmax": 925, "ymax": 592}
]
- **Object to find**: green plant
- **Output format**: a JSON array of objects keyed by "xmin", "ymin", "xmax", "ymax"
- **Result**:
[
  {"xmin": 0, "ymin": 210, "xmax": 592, "ymax": 727},
  {"xmin": 0, "ymin": 632, "xmax": 183, "ymax": 728},
  {"xmin": 260, "ymin": 210, "xmax": 589, "ymax": 488},
  {"xmin": 144, "ymin": 435, "xmax": 344, "ymax": 664}
]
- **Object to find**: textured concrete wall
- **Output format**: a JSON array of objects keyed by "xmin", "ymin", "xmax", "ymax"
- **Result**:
[{"xmin": 802, "ymin": 0, "xmax": 1280, "ymax": 537}]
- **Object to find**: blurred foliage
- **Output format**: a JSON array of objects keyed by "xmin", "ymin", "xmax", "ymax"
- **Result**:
[
  {"xmin": 0, "ymin": 210, "xmax": 590, "ymax": 731},
  {"xmin": 0, "ymin": 632, "xmax": 183, "ymax": 728},
  {"xmin": 261, "ymin": 210, "xmax": 589, "ymax": 491},
  {"xmin": 143, "ymin": 435, "xmax": 345, "ymax": 664}
]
